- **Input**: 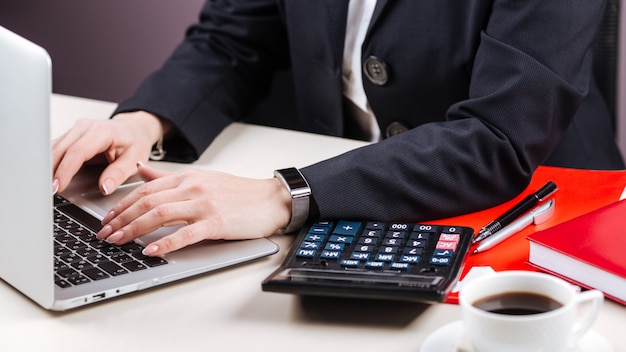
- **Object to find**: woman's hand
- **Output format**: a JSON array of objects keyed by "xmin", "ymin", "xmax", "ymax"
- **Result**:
[
  {"xmin": 52, "ymin": 111, "xmax": 165, "ymax": 195},
  {"xmin": 96, "ymin": 163, "xmax": 292, "ymax": 256}
]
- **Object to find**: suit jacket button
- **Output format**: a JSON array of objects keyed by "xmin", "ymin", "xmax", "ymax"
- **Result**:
[
  {"xmin": 385, "ymin": 122, "xmax": 409, "ymax": 138},
  {"xmin": 363, "ymin": 56, "xmax": 389, "ymax": 86}
]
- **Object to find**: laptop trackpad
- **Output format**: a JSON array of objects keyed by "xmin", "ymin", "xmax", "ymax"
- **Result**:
[{"xmin": 77, "ymin": 183, "xmax": 139, "ymax": 218}]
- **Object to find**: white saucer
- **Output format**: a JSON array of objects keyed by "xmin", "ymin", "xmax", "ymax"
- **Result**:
[{"xmin": 420, "ymin": 321, "xmax": 613, "ymax": 352}]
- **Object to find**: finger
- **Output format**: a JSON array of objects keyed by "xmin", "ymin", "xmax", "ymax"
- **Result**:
[
  {"xmin": 142, "ymin": 221, "xmax": 215, "ymax": 256},
  {"xmin": 98, "ymin": 178, "xmax": 189, "ymax": 239},
  {"xmin": 53, "ymin": 126, "xmax": 116, "ymax": 193},
  {"xmin": 106, "ymin": 171, "xmax": 183, "ymax": 220},
  {"xmin": 97, "ymin": 150, "xmax": 152, "ymax": 196},
  {"xmin": 99, "ymin": 196, "xmax": 196, "ymax": 244},
  {"xmin": 137, "ymin": 162, "xmax": 171, "ymax": 182}
]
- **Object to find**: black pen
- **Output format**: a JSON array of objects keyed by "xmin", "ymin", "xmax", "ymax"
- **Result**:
[{"xmin": 472, "ymin": 181, "xmax": 558, "ymax": 244}]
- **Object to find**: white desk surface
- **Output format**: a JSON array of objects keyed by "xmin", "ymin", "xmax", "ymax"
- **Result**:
[{"xmin": 1, "ymin": 94, "xmax": 623, "ymax": 352}]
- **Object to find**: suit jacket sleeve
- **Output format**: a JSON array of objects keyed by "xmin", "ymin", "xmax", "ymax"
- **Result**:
[
  {"xmin": 300, "ymin": 0, "xmax": 608, "ymax": 222},
  {"xmin": 114, "ymin": 0, "xmax": 609, "ymax": 223},
  {"xmin": 114, "ymin": 0, "xmax": 289, "ymax": 162}
]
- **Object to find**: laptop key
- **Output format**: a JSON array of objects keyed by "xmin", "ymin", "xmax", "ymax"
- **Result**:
[
  {"xmin": 82, "ymin": 267, "xmax": 109, "ymax": 281},
  {"xmin": 57, "ymin": 267, "xmax": 79, "ymax": 279},
  {"xmin": 98, "ymin": 261, "xmax": 128, "ymax": 276},
  {"xmin": 133, "ymin": 253, "xmax": 168, "ymax": 267},
  {"xmin": 67, "ymin": 275, "xmax": 90, "ymax": 285},
  {"xmin": 121, "ymin": 242, "xmax": 144, "ymax": 253},
  {"xmin": 55, "ymin": 277, "xmax": 72, "ymax": 289},
  {"xmin": 122, "ymin": 260, "xmax": 148, "ymax": 272}
]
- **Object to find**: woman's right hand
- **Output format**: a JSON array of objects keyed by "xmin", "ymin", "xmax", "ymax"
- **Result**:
[{"xmin": 52, "ymin": 110, "xmax": 167, "ymax": 195}]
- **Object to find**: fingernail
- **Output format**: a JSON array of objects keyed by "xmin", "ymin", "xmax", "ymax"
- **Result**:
[
  {"xmin": 137, "ymin": 161, "xmax": 146, "ymax": 168},
  {"xmin": 142, "ymin": 244, "xmax": 159, "ymax": 256},
  {"xmin": 102, "ymin": 178, "xmax": 115, "ymax": 195},
  {"xmin": 97, "ymin": 224, "xmax": 113, "ymax": 239},
  {"xmin": 52, "ymin": 179, "xmax": 59, "ymax": 195},
  {"xmin": 101, "ymin": 210, "xmax": 115, "ymax": 225},
  {"xmin": 105, "ymin": 231, "xmax": 123, "ymax": 244}
]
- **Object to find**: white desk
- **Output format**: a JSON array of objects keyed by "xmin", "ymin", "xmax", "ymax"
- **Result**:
[{"xmin": 1, "ymin": 94, "xmax": 623, "ymax": 352}]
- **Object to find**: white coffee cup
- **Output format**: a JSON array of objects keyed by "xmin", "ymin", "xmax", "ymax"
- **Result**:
[{"xmin": 458, "ymin": 270, "xmax": 603, "ymax": 352}]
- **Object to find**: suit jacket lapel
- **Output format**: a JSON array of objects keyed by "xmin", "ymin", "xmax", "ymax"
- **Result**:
[
  {"xmin": 367, "ymin": 0, "xmax": 390, "ymax": 38},
  {"xmin": 324, "ymin": 0, "xmax": 349, "ymax": 67}
]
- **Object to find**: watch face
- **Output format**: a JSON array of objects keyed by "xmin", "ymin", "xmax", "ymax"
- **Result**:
[{"xmin": 280, "ymin": 168, "xmax": 309, "ymax": 189}]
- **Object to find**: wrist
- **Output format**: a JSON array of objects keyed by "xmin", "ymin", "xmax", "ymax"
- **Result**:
[{"xmin": 113, "ymin": 111, "xmax": 172, "ymax": 160}]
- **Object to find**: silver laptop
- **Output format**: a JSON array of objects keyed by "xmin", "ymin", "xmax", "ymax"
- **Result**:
[{"xmin": 0, "ymin": 26, "xmax": 278, "ymax": 311}]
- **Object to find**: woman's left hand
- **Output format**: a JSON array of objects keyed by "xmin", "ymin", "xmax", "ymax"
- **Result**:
[{"xmin": 96, "ymin": 163, "xmax": 292, "ymax": 256}]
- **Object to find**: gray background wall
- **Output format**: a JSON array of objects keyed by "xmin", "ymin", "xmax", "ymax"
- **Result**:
[
  {"xmin": 1, "ymin": 1, "xmax": 625, "ymax": 154},
  {"xmin": 0, "ymin": 0, "xmax": 296, "ymax": 128},
  {"xmin": 0, "ymin": 0, "xmax": 204, "ymax": 103}
]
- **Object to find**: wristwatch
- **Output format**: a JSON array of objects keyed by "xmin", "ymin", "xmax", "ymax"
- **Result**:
[{"xmin": 274, "ymin": 167, "xmax": 311, "ymax": 234}]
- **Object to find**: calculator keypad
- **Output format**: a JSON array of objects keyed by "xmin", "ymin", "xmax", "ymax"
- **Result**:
[
  {"xmin": 296, "ymin": 221, "xmax": 463, "ymax": 273},
  {"xmin": 262, "ymin": 220, "xmax": 474, "ymax": 303}
]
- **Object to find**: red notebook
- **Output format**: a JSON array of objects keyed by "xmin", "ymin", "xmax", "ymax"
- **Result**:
[{"xmin": 526, "ymin": 199, "xmax": 626, "ymax": 305}]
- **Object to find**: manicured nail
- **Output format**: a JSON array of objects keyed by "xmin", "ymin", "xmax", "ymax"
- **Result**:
[
  {"xmin": 101, "ymin": 210, "xmax": 115, "ymax": 225},
  {"xmin": 97, "ymin": 224, "xmax": 113, "ymax": 239},
  {"xmin": 52, "ymin": 179, "xmax": 59, "ymax": 194},
  {"xmin": 102, "ymin": 178, "xmax": 115, "ymax": 195},
  {"xmin": 142, "ymin": 244, "xmax": 159, "ymax": 256},
  {"xmin": 105, "ymin": 231, "xmax": 123, "ymax": 244}
]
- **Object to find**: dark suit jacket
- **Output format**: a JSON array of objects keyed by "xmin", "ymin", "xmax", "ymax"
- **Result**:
[{"xmin": 115, "ymin": 0, "xmax": 624, "ymax": 222}]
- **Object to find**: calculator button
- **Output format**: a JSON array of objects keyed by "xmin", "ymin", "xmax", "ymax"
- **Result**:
[
  {"xmin": 389, "ymin": 262, "xmax": 410, "ymax": 271},
  {"xmin": 433, "ymin": 249, "xmax": 454, "ymax": 257},
  {"xmin": 364, "ymin": 222, "xmax": 386, "ymax": 230},
  {"xmin": 350, "ymin": 252, "xmax": 371, "ymax": 261},
  {"xmin": 375, "ymin": 253, "xmax": 396, "ymax": 262},
  {"xmin": 340, "ymin": 259, "xmax": 360, "ymax": 268},
  {"xmin": 403, "ymin": 247, "xmax": 424, "ymax": 256},
  {"xmin": 410, "ymin": 231, "xmax": 431, "ymax": 240},
  {"xmin": 324, "ymin": 243, "xmax": 345, "ymax": 251},
  {"xmin": 406, "ymin": 239, "xmax": 428, "ymax": 248},
  {"xmin": 379, "ymin": 246, "xmax": 399, "ymax": 254},
  {"xmin": 329, "ymin": 235, "xmax": 355, "ymax": 244},
  {"xmin": 333, "ymin": 221, "xmax": 362, "ymax": 236},
  {"xmin": 435, "ymin": 240, "xmax": 458, "ymax": 251},
  {"xmin": 355, "ymin": 244, "xmax": 375, "ymax": 252},
  {"xmin": 440, "ymin": 233, "xmax": 460, "ymax": 242},
  {"xmin": 386, "ymin": 230, "xmax": 406, "ymax": 239},
  {"xmin": 441, "ymin": 226, "xmax": 461, "ymax": 233},
  {"xmin": 365, "ymin": 261, "xmax": 385, "ymax": 270},
  {"xmin": 362, "ymin": 229, "xmax": 383, "ymax": 238},
  {"xmin": 430, "ymin": 256, "xmax": 452, "ymax": 266},
  {"xmin": 388, "ymin": 223, "xmax": 411, "ymax": 232},
  {"xmin": 300, "ymin": 241, "xmax": 321, "ymax": 250},
  {"xmin": 382, "ymin": 237, "xmax": 402, "ymax": 246},
  {"xmin": 399, "ymin": 254, "xmax": 421, "ymax": 264},
  {"xmin": 296, "ymin": 249, "xmax": 317, "ymax": 258},
  {"xmin": 305, "ymin": 233, "xmax": 326, "ymax": 242},
  {"xmin": 358, "ymin": 237, "xmax": 378, "ymax": 246},
  {"xmin": 320, "ymin": 250, "xmax": 342, "ymax": 259},
  {"xmin": 309, "ymin": 224, "xmax": 331, "ymax": 235}
]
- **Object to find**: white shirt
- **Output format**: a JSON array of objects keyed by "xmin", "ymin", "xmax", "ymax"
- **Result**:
[{"xmin": 342, "ymin": 0, "xmax": 381, "ymax": 142}]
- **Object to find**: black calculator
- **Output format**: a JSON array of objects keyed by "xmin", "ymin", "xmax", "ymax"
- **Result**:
[{"xmin": 262, "ymin": 220, "xmax": 474, "ymax": 302}]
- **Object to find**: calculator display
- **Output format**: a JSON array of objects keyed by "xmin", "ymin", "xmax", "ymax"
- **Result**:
[{"xmin": 262, "ymin": 221, "xmax": 474, "ymax": 302}]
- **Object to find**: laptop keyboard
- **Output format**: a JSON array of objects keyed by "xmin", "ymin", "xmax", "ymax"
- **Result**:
[{"xmin": 54, "ymin": 195, "xmax": 168, "ymax": 288}]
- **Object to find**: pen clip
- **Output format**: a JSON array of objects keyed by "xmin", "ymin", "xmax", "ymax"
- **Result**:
[{"xmin": 530, "ymin": 198, "xmax": 555, "ymax": 225}]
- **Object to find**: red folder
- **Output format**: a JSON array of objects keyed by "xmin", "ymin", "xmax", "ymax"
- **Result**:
[{"xmin": 431, "ymin": 166, "xmax": 626, "ymax": 304}]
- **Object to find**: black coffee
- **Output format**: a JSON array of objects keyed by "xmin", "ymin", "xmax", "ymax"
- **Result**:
[{"xmin": 473, "ymin": 292, "xmax": 563, "ymax": 315}]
